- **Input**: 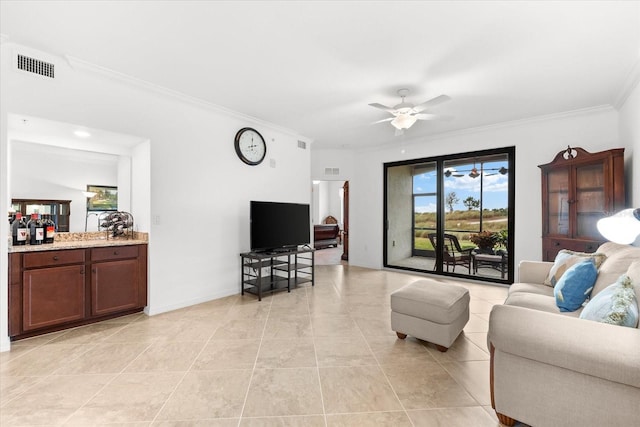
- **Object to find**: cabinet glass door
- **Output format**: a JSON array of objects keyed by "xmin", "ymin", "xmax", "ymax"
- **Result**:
[
  {"xmin": 575, "ymin": 163, "xmax": 605, "ymax": 239},
  {"xmin": 546, "ymin": 169, "xmax": 569, "ymax": 235}
]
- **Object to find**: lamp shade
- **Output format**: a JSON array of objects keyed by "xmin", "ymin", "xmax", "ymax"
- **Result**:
[
  {"xmin": 596, "ymin": 208, "xmax": 640, "ymax": 245},
  {"xmin": 391, "ymin": 114, "xmax": 418, "ymax": 130}
]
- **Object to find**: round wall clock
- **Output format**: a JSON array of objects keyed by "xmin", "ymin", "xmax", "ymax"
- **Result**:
[{"xmin": 234, "ymin": 127, "xmax": 266, "ymax": 166}]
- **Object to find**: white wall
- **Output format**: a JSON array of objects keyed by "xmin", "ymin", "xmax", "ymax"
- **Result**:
[
  {"xmin": 311, "ymin": 149, "xmax": 356, "ymax": 181},
  {"xmin": 342, "ymin": 108, "xmax": 626, "ymax": 276},
  {"xmin": 131, "ymin": 141, "xmax": 151, "ymax": 234},
  {"xmin": 618, "ymin": 68, "xmax": 640, "ymax": 245},
  {"xmin": 0, "ymin": 92, "xmax": 9, "ymax": 351},
  {"xmin": 311, "ymin": 148, "xmax": 356, "ymax": 233},
  {"xmin": 327, "ymin": 181, "xmax": 344, "ymax": 225},
  {"xmin": 618, "ymin": 75, "xmax": 640, "ymax": 207},
  {"xmin": 313, "ymin": 180, "xmax": 344, "ymax": 226},
  {"xmin": 317, "ymin": 181, "xmax": 329, "ymax": 224},
  {"xmin": 386, "ymin": 165, "xmax": 413, "ymax": 262},
  {"xmin": 10, "ymin": 141, "xmax": 121, "ymax": 232},
  {"xmin": 0, "ymin": 43, "xmax": 311, "ymax": 351}
]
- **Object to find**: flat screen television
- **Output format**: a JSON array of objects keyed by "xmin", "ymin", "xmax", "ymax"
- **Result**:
[{"xmin": 250, "ymin": 201, "xmax": 310, "ymax": 252}]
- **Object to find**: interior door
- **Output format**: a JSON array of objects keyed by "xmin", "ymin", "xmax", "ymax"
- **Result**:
[{"xmin": 341, "ymin": 181, "xmax": 349, "ymax": 261}]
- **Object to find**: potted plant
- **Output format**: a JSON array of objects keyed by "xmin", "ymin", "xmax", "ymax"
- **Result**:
[
  {"xmin": 470, "ymin": 231, "xmax": 498, "ymax": 253},
  {"xmin": 495, "ymin": 229, "xmax": 508, "ymax": 251}
]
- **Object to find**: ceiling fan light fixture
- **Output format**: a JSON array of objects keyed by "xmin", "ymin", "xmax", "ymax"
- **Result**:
[
  {"xmin": 391, "ymin": 114, "xmax": 417, "ymax": 130},
  {"xmin": 469, "ymin": 168, "xmax": 480, "ymax": 178}
]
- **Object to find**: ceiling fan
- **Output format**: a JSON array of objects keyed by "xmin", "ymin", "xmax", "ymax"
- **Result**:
[
  {"xmin": 485, "ymin": 166, "xmax": 509, "ymax": 176},
  {"xmin": 369, "ymin": 88, "xmax": 451, "ymax": 136},
  {"xmin": 444, "ymin": 165, "xmax": 508, "ymax": 178}
]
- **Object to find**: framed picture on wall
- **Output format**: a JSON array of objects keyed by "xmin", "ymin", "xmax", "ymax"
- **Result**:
[{"xmin": 87, "ymin": 185, "xmax": 118, "ymax": 211}]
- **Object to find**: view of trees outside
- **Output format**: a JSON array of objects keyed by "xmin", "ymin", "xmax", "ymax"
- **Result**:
[{"xmin": 413, "ymin": 157, "xmax": 509, "ymax": 252}]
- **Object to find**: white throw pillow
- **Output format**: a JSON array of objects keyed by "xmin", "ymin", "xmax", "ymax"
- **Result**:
[{"xmin": 580, "ymin": 274, "xmax": 639, "ymax": 328}]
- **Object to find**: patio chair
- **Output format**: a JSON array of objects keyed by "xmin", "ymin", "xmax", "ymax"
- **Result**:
[{"xmin": 428, "ymin": 233, "xmax": 473, "ymax": 274}]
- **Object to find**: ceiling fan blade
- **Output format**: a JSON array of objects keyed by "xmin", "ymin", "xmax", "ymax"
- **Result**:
[
  {"xmin": 452, "ymin": 174, "xmax": 464, "ymax": 177},
  {"xmin": 368, "ymin": 102, "xmax": 395, "ymax": 112},
  {"xmin": 413, "ymin": 94, "xmax": 451, "ymax": 112},
  {"xmin": 414, "ymin": 113, "xmax": 439, "ymax": 120},
  {"xmin": 372, "ymin": 117, "xmax": 393, "ymax": 124}
]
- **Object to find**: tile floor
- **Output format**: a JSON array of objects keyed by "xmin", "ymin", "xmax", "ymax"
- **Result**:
[{"xmin": 0, "ymin": 265, "xmax": 526, "ymax": 426}]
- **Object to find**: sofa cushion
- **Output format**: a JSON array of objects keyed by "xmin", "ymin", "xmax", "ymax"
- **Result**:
[
  {"xmin": 553, "ymin": 259, "xmax": 598, "ymax": 312},
  {"xmin": 504, "ymin": 292, "xmax": 582, "ymax": 317},
  {"xmin": 592, "ymin": 242, "xmax": 640, "ymax": 296},
  {"xmin": 508, "ymin": 282, "xmax": 555, "ymax": 297},
  {"xmin": 580, "ymin": 274, "xmax": 639, "ymax": 328},
  {"xmin": 543, "ymin": 249, "xmax": 606, "ymax": 287}
]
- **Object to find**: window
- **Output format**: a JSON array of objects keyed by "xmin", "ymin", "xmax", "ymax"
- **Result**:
[{"xmin": 384, "ymin": 147, "xmax": 515, "ymax": 283}]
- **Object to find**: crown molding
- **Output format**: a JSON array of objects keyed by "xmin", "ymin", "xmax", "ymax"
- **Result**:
[
  {"xmin": 64, "ymin": 55, "xmax": 310, "ymax": 142},
  {"xmin": 614, "ymin": 56, "xmax": 640, "ymax": 109},
  {"xmin": 359, "ymin": 104, "xmax": 616, "ymax": 154}
]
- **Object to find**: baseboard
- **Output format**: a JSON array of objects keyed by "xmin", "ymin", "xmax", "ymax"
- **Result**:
[
  {"xmin": 144, "ymin": 287, "xmax": 239, "ymax": 316},
  {"xmin": 0, "ymin": 335, "xmax": 11, "ymax": 353}
]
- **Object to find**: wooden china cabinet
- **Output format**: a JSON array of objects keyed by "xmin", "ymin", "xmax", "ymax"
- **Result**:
[{"xmin": 539, "ymin": 146, "xmax": 625, "ymax": 261}]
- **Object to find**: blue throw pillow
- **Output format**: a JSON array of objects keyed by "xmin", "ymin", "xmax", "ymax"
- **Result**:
[
  {"xmin": 553, "ymin": 259, "xmax": 598, "ymax": 312},
  {"xmin": 580, "ymin": 275, "xmax": 639, "ymax": 328}
]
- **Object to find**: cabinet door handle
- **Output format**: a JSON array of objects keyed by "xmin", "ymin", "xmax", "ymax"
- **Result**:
[
  {"xmin": 80, "ymin": 268, "xmax": 85, "ymax": 274},
  {"xmin": 554, "ymin": 242, "xmax": 560, "ymax": 246},
  {"xmin": 113, "ymin": 251, "xmax": 118, "ymax": 255},
  {"xmin": 53, "ymin": 256, "xmax": 59, "ymax": 261},
  {"xmin": 92, "ymin": 268, "xmax": 96, "ymax": 274}
]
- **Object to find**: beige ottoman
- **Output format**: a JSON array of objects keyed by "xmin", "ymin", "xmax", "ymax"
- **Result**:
[{"xmin": 390, "ymin": 279, "xmax": 470, "ymax": 352}]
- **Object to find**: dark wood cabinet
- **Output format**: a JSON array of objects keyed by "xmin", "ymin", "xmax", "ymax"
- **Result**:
[
  {"xmin": 539, "ymin": 147, "xmax": 625, "ymax": 261},
  {"xmin": 92, "ymin": 259, "xmax": 139, "ymax": 316},
  {"xmin": 8, "ymin": 244, "xmax": 147, "ymax": 340},
  {"xmin": 23, "ymin": 264, "xmax": 86, "ymax": 331}
]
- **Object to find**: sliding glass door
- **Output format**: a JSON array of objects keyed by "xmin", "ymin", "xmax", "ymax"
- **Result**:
[{"xmin": 384, "ymin": 147, "xmax": 515, "ymax": 283}]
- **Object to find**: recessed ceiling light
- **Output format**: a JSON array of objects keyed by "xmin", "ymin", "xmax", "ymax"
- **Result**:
[{"xmin": 74, "ymin": 130, "xmax": 91, "ymax": 138}]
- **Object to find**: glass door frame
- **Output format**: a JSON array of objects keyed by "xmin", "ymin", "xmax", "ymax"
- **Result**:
[{"xmin": 383, "ymin": 146, "xmax": 516, "ymax": 284}]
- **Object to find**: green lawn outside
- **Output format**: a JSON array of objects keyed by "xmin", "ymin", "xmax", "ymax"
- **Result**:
[
  {"xmin": 414, "ymin": 237, "xmax": 476, "ymax": 251},
  {"xmin": 411, "ymin": 210, "xmax": 508, "ymax": 252}
]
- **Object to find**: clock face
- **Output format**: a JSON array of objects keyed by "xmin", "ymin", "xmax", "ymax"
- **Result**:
[{"xmin": 234, "ymin": 128, "xmax": 266, "ymax": 165}]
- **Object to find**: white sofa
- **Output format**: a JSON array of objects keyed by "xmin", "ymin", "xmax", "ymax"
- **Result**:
[{"xmin": 488, "ymin": 242, "xmax": 640, "ymax": 427}]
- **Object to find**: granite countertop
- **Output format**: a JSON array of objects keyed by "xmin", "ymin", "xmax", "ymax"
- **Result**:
[{"xmin": 8, "ymin": 231, "xmax": 148, "ymax": 253}]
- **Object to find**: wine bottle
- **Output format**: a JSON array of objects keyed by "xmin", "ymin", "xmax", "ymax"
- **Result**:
[
  {"xmin": 28, "ymin": 213, "xmax": 44, "ymax": 245},
  {"xmin": 11, "ymin": 212, "xmax": 28, "ymax": 246},
  {"xmin": 44, "ymin": 214, "xmax": 56, "ymax": 244}
]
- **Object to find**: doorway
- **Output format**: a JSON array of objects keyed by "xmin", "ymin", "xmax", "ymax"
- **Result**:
[
  {"xmin": 384, "ymin": 147, "xmax": 515, "ymax": 283},
  {"xmin": 312, "ymin": 180, "xmax": 348, "ymax": 265}
]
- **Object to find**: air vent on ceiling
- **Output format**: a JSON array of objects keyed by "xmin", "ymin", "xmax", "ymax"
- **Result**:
[
  {"xmin": 17, "ymin": 54, "xmax": 55, "ymax": 78},
  {"xmin": 324, "ymin": 167, "xmax": 340, "ymax": 176},
  {"xmin": 297, "ymin": 140, "xmax": 307, "ymax": 149}
]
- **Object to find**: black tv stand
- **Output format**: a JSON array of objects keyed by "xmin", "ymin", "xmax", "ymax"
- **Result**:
[{"xmin": 240, "ymin": 247, "xmax": 315, "ymax": 301}]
